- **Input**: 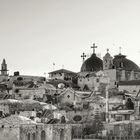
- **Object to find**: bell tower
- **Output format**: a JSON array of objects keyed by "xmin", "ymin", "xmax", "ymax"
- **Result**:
[
  {"xmin": 0, "ymin": 59, "xmax": 8, "ymax": 76},
  {"xmin": 103, "ymin": 49, "xmax": 113, "ymax": 70}
]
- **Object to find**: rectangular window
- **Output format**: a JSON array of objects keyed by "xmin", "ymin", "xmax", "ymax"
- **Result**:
[
  {"xmin": 124, "ymin": 114, "xmax": 130, "ymax": 120},
  {"xmin": 96, "ymin": 78, "xmax": 99, "ymax": 83}
]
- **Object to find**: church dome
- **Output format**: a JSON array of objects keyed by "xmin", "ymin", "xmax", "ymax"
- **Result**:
[
  {"xmin": 113, "ymin": 54, "xmax": 140, "ymax": 71},
  {"xmin": 104, "ymin": 52, "xmax": 111, "ymax": 57},
  {"xmin": 80, "ymin": 53, "xmax": 103, "ymax": 72}
]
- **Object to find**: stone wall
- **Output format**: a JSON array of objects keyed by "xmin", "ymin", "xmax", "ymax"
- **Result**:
[
  {"xmin": 0, "ymin": 123, "xmax": 72, "ymax": 140},
  {"xmin": 20, "ymin": 124, "xmax": 36, "ymax": 140},
  {"xmin": 0, "ymin": 104, "xmax": 9, "ymax": 114},
  {"xmin": 20, "ymin": 123, "xmax": 71, "ymax": 140},
  {"xmin": 52, "ymin": 124, "xmax": 72, "ymax": 140},
  {"xmin": 0, "ymin": 126, "xmax": 20, "ymax": 140},
  {"xmin": 119, "ymin": 85, "xmax": 140, "ymax": 93},
  {"xmin": 13, "ymin": 88, "xmax": 45, "ymax": 100}
]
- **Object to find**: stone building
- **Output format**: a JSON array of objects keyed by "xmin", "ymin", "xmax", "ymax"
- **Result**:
[
  {"xmin": 118, "ymin": 80, "xmax": 140, "ymax": 93},
  {"xmin": 13, "ymin": 88, "xmax": 46, "ymax": 100},
  {"xmin": 104, "ymin": 51, "xmax": 140, "ymax": 82},
  {"xmin": 48, "ymin": 69, "xmax": 77, "ymax": 81},
  {"xmin": 58, "ymin": 88, "xmax": 81, "ymax": 105},
  {"xmin": 0, "ymin": 99, "xmax": 43, "ymax": 117},
  {"xmin": 0, "ymin": 114, "xmax": 72, "ymax": 140},
  {"xmin": 0, "ymin": 115, "xmax": 37, "ymax": 140},
  {"xmin": 78, "ymin": 44, "xmax": 140, "ymax": 91},
  {"xmin": 78, "ymin": 70, "xmax": 110, "ymax": 91},
  {"xmin": 10, "ymin": 71, "xmax": 45, "ymax": 83}
]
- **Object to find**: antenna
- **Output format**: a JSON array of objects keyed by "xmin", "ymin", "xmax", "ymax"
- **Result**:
[{"xmin": 52, "ymin": 62, "xmax": 55, "ymax": 71}]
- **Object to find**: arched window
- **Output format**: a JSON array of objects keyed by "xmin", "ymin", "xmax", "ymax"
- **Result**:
[
  {"xmin": 41, "ymin": 130, "xmax": 46, "ymax": 140},
  {"xmin": 32, "ymin": 133, "xmax": 36, "ymax": 140},
  {"xmin": 60, "ymin": 129, "xmax": 64, "ymax": 140},
  {"xmin": 61, "ymin": 116, "xmax": 66, "ymax": 123},
  {"xmin": 27, "ymin": 133, "xmax": 31, "ymax": 140}
]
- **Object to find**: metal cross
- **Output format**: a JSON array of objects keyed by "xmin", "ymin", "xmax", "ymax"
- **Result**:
[
  {"xmin": 91, "ymin": 43, "xmax": 97, "ymax": 54},
  {"xmin": 81, "ymin": 52, "xmax": 86, "ymax": 62},
  {"xmin": 119, "ymin": 46, "xmax": 122, "ymax": 54},
  {"xmin": 107, "ymin": 48, "xmax": 109, "ymax": 53}
]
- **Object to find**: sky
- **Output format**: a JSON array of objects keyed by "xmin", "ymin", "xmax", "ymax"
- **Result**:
[{"xmin": 0, "ymin": 0, "xmax": 140, "ymax": 77}]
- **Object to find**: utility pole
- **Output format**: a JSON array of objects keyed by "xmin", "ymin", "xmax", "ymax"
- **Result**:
[{"xmin": 106, "ymin": 78, "xmax": 110, "ymax": 123}]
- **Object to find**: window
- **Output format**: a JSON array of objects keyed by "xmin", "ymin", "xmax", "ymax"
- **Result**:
[
  {"xmin": 1, "ymin": 125, "xmax": 4, "ymax": 128},
  {"xmin": 115, "ymin": 115, "xmax": 122, "ymax": 121},
  {"xmin": 61, "ymin": 116, "xmax": 66, "ymax": 123},
  {"xmin": 125, "ymin": 114, "xmax": 130, "ymax": 120},
  {"xmin": 135, "ymin": 73, "xmax": 138, "ymax": 79},
  {"xmin": 83, "ymin": 103, "xmax": 89, "ymax": 109},
  {"xmin": 111, "ymin": 114, "xmax": 115, "ymax": 118},
  {"xmin": 96, "ymin": 78, "xmax": 99, "ymax": 83},
  {"xmin": 0, "ymin": 111, "xmax": 2, "ymax": 117},
  {"xmin": 73, "ymin": 115, "xmax": 82, "ymax": 122}
]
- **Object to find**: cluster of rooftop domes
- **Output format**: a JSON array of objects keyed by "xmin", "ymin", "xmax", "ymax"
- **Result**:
[{"xmin": 80, "ymin": 44, "xmax": 140, "ymax": 72}]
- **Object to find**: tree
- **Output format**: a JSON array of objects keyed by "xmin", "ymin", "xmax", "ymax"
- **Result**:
[{"xmin": 125, "ymin": 98, "xmax": 134, "ymax": 110}]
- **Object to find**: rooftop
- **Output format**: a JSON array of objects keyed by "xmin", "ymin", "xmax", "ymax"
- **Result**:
[
  {"xmin": 0, "ymin": 115, "xmax": 36, "ymax": 126},
  {"xmin": 48, "ymin": 69, "xmax": 77, "ymax": 74},
  {"xmin": 118, "ymin": 80, "xmax": 140, "ymax": 86}
]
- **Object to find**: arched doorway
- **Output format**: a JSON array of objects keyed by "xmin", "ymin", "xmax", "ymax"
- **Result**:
[
  {"xmin": 41, "ymin": 130, "xmax": 46, "ymax": 140},
  {"xmin": 27, "ymin": 133, "xmax": 31, "ymax": 140},
  {"xmin": 32, "ymin": 133, "xmax": 36, "ymax": 140},
  {"xmin": 126, "ymin": 98, "xmax": 134, "ymax": 109},
  {"xmin": 60, "ymin": 129, "xmax": 64, "ymax": 140},
  {"xmin": 61, "ymin": 116, "xmax": 66, "ymax": 123}
]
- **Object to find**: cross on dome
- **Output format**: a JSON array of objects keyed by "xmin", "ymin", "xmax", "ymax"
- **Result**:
[
  {"xmin": 119, "ymin": 46, "xmax": 122, "ymax": 54},
  {"xmin": 107, "ymin": 48, "xmax": 109, "ymax": 53},
  {"xmin": 91, "ymin": 43, "xmax": 97, "ymax": 54},
  {"xmin": 81, "ymin": 52, "xmax": 86, "ymax": 62}
]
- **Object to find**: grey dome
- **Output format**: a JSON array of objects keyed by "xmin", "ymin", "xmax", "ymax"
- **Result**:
[
  {"xmin": 80, "ymin": 54, "xmax": 103, "ymax": 72},
  {"xmin": 113, "ymin": 54, "xmax": 140, "ymax": 71}
]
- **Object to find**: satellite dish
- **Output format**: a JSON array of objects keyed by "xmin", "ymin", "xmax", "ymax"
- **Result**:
[{"xmin": 58, "ymin": 83, "xmax": 65, "ymax": 89}]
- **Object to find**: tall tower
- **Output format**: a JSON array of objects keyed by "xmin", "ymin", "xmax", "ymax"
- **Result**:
[
  {"xmin": 103, "ymin": 49, "xmax": 113, "ymax": 70},
  {"xmin": 0, "ymin": 59, "xmax": 8, "ymax": 76}
]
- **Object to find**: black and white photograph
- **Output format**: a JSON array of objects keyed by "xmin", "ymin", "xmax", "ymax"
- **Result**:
[{"xmin": 0, "ymin": 0, "xmax": 140, "ymax": 140}]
